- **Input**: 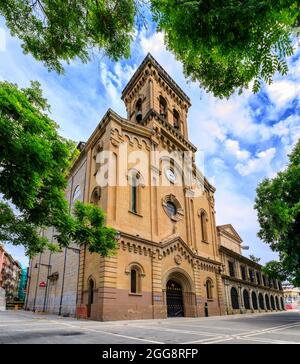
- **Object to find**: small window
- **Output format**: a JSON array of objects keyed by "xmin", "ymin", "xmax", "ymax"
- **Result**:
[
  {"xmin": 173, "ymin": 109, "xmax": 180, "ymax": 130},
  {"xmin": 130, "ymin": 172, "xmax": 140, "ymax": 214},
  {"xmin": 228, "ymin": 261, "xmax": 235, "ymax": 277},
  {"xmin": 240, "ymin": 266, "xmax": 246, "ymax": 281},
  {"xmin": 136, "ymin": 98, "xmax": 142, "ymax": 122},
  {"xmin": 200, "ymin": 211, "xmax": 208, "ymax": 242},
  {"xmin": 256, "ymin": 272, "xmax": 261, "ymax": 285},
  {"xmin": 206, "ymin": 280, "xmax": 213, "ymax": 299},
  {"xmin": 159, "ymin": 96, "xmax": 167, "ymax": 119},
  {"xmin": 249, "ymin": 269, "xmax": 255, "ymax": 282},
  {"xmin": 130, "ymin": 269, "xmax": 137, "ymax": 294}
]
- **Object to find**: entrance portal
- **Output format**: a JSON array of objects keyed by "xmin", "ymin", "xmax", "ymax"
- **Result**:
[{"xmin": 166, "ymin": 280, "xmax": 184, "ymax": 317}]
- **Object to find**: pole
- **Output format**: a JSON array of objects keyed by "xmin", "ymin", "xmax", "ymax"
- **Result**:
[
  {"xmin": 58, "ymin": 247, "xmax": 67, "ymax": 316},
  {"xmin": 32, "ymin": 253, "xmax": 41, "ymax": 312},
  {"xmin": 43, "ymin": 252, "xmax": 52, "ymax": 312}
]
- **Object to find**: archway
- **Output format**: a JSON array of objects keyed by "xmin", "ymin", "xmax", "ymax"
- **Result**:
[
  {"xmin": 252, "ymin": 291, "xmax": 258, "ymax": 310},
  {"xmin": 166, "ymin": 280, "xmax": 184, "ymax": 317},
  {"xmin": 163, "ymin": 268, "xmax": 195, "ymax": 318},
  {"xmin": 87, "ymin": 278, "xmax": 94, "ymax": 318},
  {"xmin": 275, "ymin": 296, "xmax": 279, "ymax": 310},
  {"xmin": 265, "ymin": 294, "xmax": 270, "ymax": 310},
  {"xmin": 231, "ymin": 287, "xmax": 239, "ymax": 309},
  {"xmin": 259, "ymin": 293, "xmax": 265, "ymax": 310},
  {"xmin": 270, "ymin": 295, "xmax": 275, "ymax": 310},
  {"xmin": 243, "ymin": 289, "xmax": 250, "ymax": 310}
]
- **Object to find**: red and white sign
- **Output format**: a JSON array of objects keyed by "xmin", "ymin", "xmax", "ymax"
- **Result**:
[{"xmin": 39, "ymin": 281, "xmax": 46, "ymax": 288}]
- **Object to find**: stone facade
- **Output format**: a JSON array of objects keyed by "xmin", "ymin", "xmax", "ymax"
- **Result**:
[
  {"xmin": 218, "ymin": 225, "xmax": 284, "ymax": 314},
  {"xmin": 26, "ymin": 54, "xmax": 283, "ymax": 320}
]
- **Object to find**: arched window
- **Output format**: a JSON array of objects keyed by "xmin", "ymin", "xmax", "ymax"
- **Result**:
[
  {"xmin": 173, "ymin": 109, "xmax": 180, "ymax": 130},
  {"xmin": 130, "ymin": 171, "xmax": 141, "ymax": 214},
  {"xmin": 265, "ymin": 294, "xmax": 270, "ymax": 310},
  {"xmin": 200, "ymin": 210, "xmax": 208, "ymax": 242},
  {"xmin": 243, "ymin": 289, "xmax": 250, "ymax": 309},
  {"xmin": 136, "ymin": 98, "xmax": 142, "ymax": 122},
  {"xmin": 252, "ymin": 291, "xmax": 258, "ymax": 310},
  {"xmin": 128, "ymin": 264, "xmax": 144, "ymax": 294},
  {"xmin": 130, "ymin": 269, "xmax": 137, "ymax": 294},
  {"xmin": 270, "ymin": 295, "xmax": 275, "ymax": 310},
  {"xmin": 206, "ymin": 280, "xmax": 213, "ymax": 299},
  {"xmin": 259, "ymin": 293, "xmax": 265, "ymax": 309},
  {"xmin": 231, "ymin": 287, "xmax": 239, "ymax": 309},
  {"xmin": 159, "ymin": 96, "xmax": 167, "ymax": 119},
  {"xmin": 275, "ymin": 296, "xmax": 279, "ymax": 310}
]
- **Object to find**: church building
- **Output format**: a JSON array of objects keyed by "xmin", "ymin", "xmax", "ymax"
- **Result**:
[{"xmin": 25, "ymin": 54, "xmax": 283, "ymax": 320}]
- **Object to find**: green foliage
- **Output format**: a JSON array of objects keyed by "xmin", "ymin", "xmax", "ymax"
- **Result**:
[
  {"xmin": 67, "ymin": 201, "xmax": 118, "ymax": 256},
  {"xmin": 249, "ymin": 255, "xmax": 261, "ymax": 263},
  {"xmin": 0, "ymin": 0, "xmax": 136, "ymax": 73},
  {"xmin": 1, "ymin": 1, "xmax": 299, "ymax": 97},
  {"xmin": 255, "ymin": 140, "xmax": 300, "ymax": 286},
  {"xmin": 151, "ymin": 0, "xmax": 299, "ymax": 98},
  {"xmin": 0, "ymin": 81, "xmax": 117, "ymax": 257},
  {"xmin": 261, "ymin": 260, "xmax": 288, "ymax": 282}
]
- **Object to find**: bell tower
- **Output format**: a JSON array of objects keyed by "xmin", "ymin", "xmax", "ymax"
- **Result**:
[{"xmin": 121, "ymin": 53, "xmax": 191, "ymax": 140}]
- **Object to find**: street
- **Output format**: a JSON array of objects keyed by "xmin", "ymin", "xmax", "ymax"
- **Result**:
[{"xmin": 0, "ymin": 310, "xmax": 300, "ymax": 344}]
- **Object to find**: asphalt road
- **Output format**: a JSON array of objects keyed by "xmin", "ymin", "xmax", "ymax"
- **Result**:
[{"xmin": 0, "ymin": 310, "xmax": 300, "ymax": 344}]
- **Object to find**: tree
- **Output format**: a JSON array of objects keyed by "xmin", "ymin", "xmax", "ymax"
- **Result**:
[
  {"xmin": 1, "ymin": 1, "xmax": 299, "ymax": 98},
  {"xmin": 261, "ymin": 260, "xmax": 288, "ymax": 282},
  {"xmin": 255, "ymin": 140, "xmax": 300, "ymax": 286},
  {"xmin": 0, "ymin": 0, "xmax": 136, "ymax": 74},
  {"xmin": 151, "ymin": 0, "xmax": 299, "ymax": 98},
  {"xmin": 249, "ymin": 255, "xmax": 261, "ymax": 263},
  {"xmin": 0, "ymin": 80, "xmax": 117, "ymax": 256}
]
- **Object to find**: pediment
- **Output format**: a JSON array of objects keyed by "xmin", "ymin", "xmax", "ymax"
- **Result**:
[{"xmin": 217, "ymin": 224, "xmax": 242, "ymax": 242}]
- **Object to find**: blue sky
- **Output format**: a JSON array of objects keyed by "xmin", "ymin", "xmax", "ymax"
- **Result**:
[{"xmin": 1, "ymin": 17, "xmax": 300, "ymax": 268}]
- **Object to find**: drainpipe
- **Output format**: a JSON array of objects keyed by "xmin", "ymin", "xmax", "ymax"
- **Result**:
[
  {"xmin": 58, "ymin": 247, "xmax": 67, "ymax": 316},
  {"xmin": 32, "ymin": 253, "xmax": 42, "ymax": 312}
]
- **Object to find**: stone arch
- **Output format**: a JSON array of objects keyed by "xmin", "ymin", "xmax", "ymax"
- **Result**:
[
  {"xmin": 258, "ymin": 292, "xmax": 265, "ymax": 310},
  {"xmin": 265, "ymin": 293, "xmax": 271, "ymax": 310},
  {"xmin": 270, "ymin": 295, "xmax": 275, "ymax": 310},
  {"xmin": 275, "ymin": 296, "xmax": 279, "ymax": 310},
  {"xmin": 252, "ymin": 291, "xmax": 258, "ymax": 310},
  {"xmin": 163, "ymin": 268, "xmax": 196, "ymax": 317},
  {"xmin": 230, "ymin": 286, "xmax": 239, "ymax": 310},
  {"xmin": 243, "ymin": 289, "xmax": 251, "ymax": 310}
]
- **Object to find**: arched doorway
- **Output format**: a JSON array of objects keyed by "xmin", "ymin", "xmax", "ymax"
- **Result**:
[
  {"xmin": 252, "ymin": 291, "xmax": 258, "ymax": 310},
  {"xmin": 243, "ymin": 289, "xmax": 250, "ymax": 309},
  {"xmin": 231, "ymin": 287, "xmax": 239, "ymax": 309},
  {"xmin": 265, "ymin": 294, "xmax": 270, "ymax": 310},
  {"xmin": 270, "ymin": 295, "xmax": 275, "ymax": 310},
  {"xmin": 166, "ymin": 280, "xmax": 184, "ymax": 317},
  {"xmin": 280, "ymin": 297, "xmax": 284, "ymax": 310},
  {"xmin": 87, "ymin": 278, "xmax": 94, "ymax": 318},
  {"xmin": 259, "ymin": 293, "xmax": 265, "ymax": 310},
  {"xmin": 275, "ymin": 296, "xmax": 279, "ymax": 310}
]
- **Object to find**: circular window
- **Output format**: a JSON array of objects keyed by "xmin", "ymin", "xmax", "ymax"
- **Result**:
[
  {"xmin": 162, "ymin": 195, "xmax": 184, "ymax": 222},
  {"xmin": 166, "ymin": 201, "xmax": 177, "ymax": 217}
]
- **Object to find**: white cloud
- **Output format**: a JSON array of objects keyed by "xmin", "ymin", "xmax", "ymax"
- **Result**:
[
  {"xmin": 235, "ymin": 147, "xmax": 276, "ymax": 176},
  {"xmin": 225, "ymin": 139, "xmax": 250, "ymax": 161},
  {"xmin": 267, "ymin": 80, "xmax": 300, "ymax": 108}
]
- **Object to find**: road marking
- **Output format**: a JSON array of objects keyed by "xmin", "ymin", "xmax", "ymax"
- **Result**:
[
  {"xmin": 125, "ymin": 324, "xmax": 223, "ymax": 337},
  {"xmin": 183, "ymin": 336, "xmax": 230, "ymax": 344},
  {"xmin": 57, "ymin": 321, "xmax": 164, "ymax": 344},
  {"xmin": 236, "ymin": 336, "xmax": 300, "ymax": 344}
]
